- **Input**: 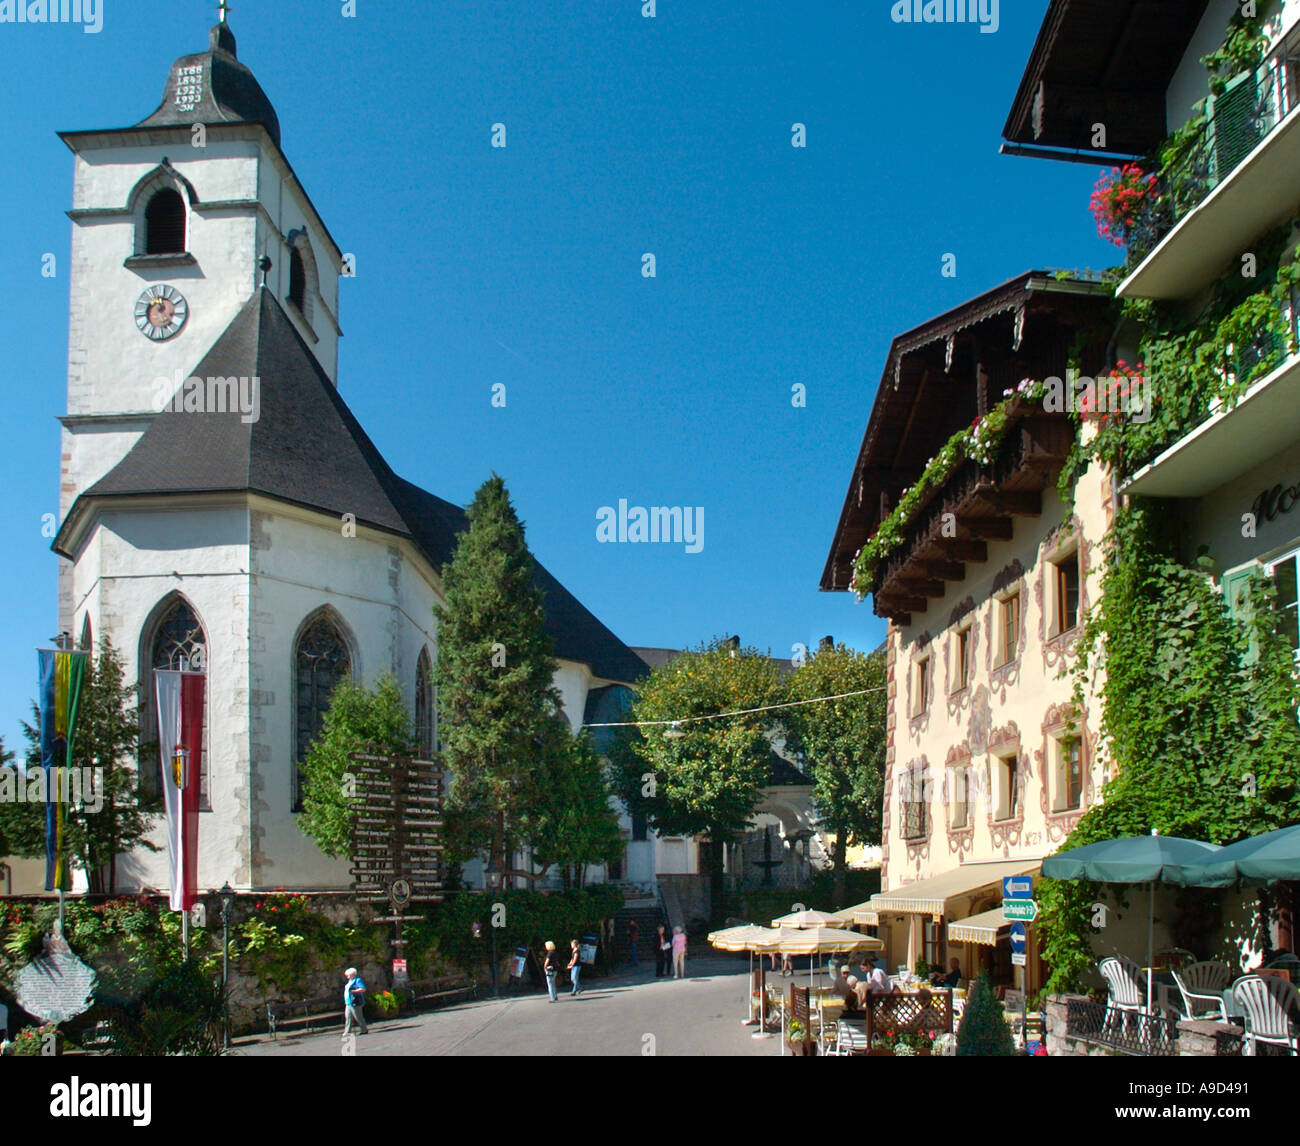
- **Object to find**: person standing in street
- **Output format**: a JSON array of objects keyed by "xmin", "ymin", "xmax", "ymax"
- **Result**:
[
  {"xmin": 567, "ymin": 938, "xmax": 583, "ymax": 996},
  {"xmin": 655, "ymin": 924, "xmax": 670, "ymax": 978},
  {"xmin": 671, "ymin": 925, "xmax": 687, "ymax": 979},
  {"xmin": 627, "ymin": 919, "xmax": 640, "ymax": 967},
  {"xmin": 342, "ymin": 967, "xmax": 368, "ymax": 1036},
  {"xmin": 543, "ymin": 941, "xmax": 559, "ymax": 1002}
]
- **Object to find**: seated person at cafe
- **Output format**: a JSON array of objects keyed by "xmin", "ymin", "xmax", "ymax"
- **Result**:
[
  {"xmin": 866, "ymin": 964, "xmax": 892, "ymax": 994},
  {"xmin": 835, "ymin": 964, "xmax": 853, "ymax": 994},
  {"xmin": 841, "ymin": 975, "xmax": 867, "ymax": 1014},
  {"xmin": 930, "ymin": 957, "xmax": 961, "ymax": 989}
]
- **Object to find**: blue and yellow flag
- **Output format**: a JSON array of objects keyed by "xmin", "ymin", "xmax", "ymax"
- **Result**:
[{"xmin": 37, "ymin": 648, "xmax": 88, "ymax": 892}]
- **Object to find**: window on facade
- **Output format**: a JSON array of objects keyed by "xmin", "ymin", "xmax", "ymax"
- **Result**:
[
  {"xmin": 415, "ymin": 648, "xmax": 435, "ymax": 757},
  {"xmin": 144, "ymin": 188, "xmax": 186, "ymax": 255},
  {"xmin": 950, "ymin": 767, "xmax": 968, "ymax": 829},
  {"xmin": 632, "ymin": 813, "xmax": 648, "ymax": 842},
  {"xmin": 998, "ymin": 591, "xmax": 1020, "ymax": 666},
  {"xmin": 294, "ymin": 613, "xmax": 352, "ymax": 811},
  {"xmin": 923, "ymin": 918, "xmax": 942, "ymax": 969},
  {"xmin": 912, "ymin": 657, "xmax": 929, "ymax": 716},
  {"xmin": 1271, "ymin": 551, "xmax": 1300, "ymax": 655},
  {"xmin": 1052, "ymin": 551, "xmax": 1081, "ymax": 635},
  {"xmin": 145, "ymin": 598, "xmax": 209, "ymax": 807},
  {"xmin": 903, "ymin": 769, "xmax": 928, "ymax": 840},
  {"xmin": 953, "ymin": 626, "xmax": 971, "ymax": 692},
  {"xmin": 1058, "ymin": 738, "xmax": 1083, "ymax": 811},
  {"xmin": 289, "ymin": 246, "xmax": 307, "ymax": 312},
  {"xmin": 995, "ymin": 753, "xmax": 1018, "ymax": 821}
]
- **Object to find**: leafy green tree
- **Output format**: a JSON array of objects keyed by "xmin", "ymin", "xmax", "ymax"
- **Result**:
[
  {"xmin": 4, "ymin": 640, "xmax": 160, "ymax": 893},
  {"xmin": 530, "ymin": 729, "xmax": 625, "ymax": 889},
  {"xmin": 298, "ymin": 674, "xmax": 412, "ymax": 858},
  {"xmin": 434, "ymin": 475, "xmax": 566, "ymax": 876},
  {"xmin": 783, "ymin": 642, "xmax": 887, "ymax": 907},
  {"xmin": 613, "ymin": 637, "xmax": 784, "ymax": 920},
  {"xmin": 0, "ymin": 736, "xmax": 34, "ymax": 860},
  {"xmin": 956, "ymin": 973, "xmax": 1018, "ymax": 1056}
]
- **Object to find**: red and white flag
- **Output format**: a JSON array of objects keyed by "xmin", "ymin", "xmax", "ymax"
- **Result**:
[{"xmin": 155, "ymin": 669, "xmax": 205, "ymax": 911}]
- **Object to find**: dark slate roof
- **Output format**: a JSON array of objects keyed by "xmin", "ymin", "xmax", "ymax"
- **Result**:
[
  {"xmin": 72, "ymin": 288, "xmax": 647, "ymax": 686},
  {"xmin": 136, "ymin": 24, "xmax": 282, "ymax": 148}
]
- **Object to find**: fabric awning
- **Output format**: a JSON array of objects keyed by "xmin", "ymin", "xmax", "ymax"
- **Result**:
[
  {"xmin": 863, "ymin": 860, "xmax": 1040, "ymax": 917},
  {"xmin": 948, "ymin": 907, "xmax": 1011, "ymax": 947}
]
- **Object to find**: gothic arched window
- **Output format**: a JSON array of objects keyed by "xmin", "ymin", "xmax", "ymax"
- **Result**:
[
  {"xmin": 294, "ymin": 611, "xmax": 352, "ymax": 810},
  {"xmin": 415, "ymin": 647, "xmax": 435, "ymax": 758},
  {"xmin": 142, "ymin": 596, "xmax": 209, "ymax": 805},
  {"xmin": 144, "ymin": 188, "xmax": 186, "ymax": 255}
]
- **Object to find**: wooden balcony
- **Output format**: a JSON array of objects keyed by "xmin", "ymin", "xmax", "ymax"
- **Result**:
[{"xmin": 870, "ymin": 407, "xmax": 1073, "ymax": 624}]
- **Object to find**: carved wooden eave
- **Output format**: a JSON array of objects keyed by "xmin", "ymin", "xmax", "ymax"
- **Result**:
[{"xmin": 870, "ymin": 409, "xmax": 1072, "ymax": 623}]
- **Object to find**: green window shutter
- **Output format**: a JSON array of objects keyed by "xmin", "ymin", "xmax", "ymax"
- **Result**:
[
  {"xmin": 1222, "ymin": 565, "xmax": 1261, "ymax": 665},
  {"xmin": 1207, "ymin": 69, "xmax": 1265, "ymax": 187}
]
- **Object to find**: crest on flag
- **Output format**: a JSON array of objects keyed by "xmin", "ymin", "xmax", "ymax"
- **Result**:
[{"xmin": 155, "ymin": 669, "xmax": 206, "ymax": 911}]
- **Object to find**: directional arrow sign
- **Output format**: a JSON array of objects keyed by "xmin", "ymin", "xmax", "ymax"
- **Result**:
[
  {"xmin": 1003, "ymin": 899, "xmax": 1039, "ymax": 922},
  {"xmin": 1009, "ymin": 922, "xmax": 1027, "ymax": 954},
  {"xmin": 1003, "ymin": 875, "xmax": 1033, "ymax": 899}
]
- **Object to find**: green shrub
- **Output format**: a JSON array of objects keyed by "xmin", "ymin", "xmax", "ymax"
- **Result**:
[{"xmin": 956, "ymin": 975, "xmax": 1017, "ymax": 1057}]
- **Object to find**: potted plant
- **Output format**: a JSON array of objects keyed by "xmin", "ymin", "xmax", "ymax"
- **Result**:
[
  {"xmin": 785, "ymin": 1017, "xmax": 812, "ymax": 1056},
  {"xmin": 1090, "ymin": 163, "xmax": 1158, "ymax": 247},
  {"xmin": 370, "ymin": 989, "xmax": 401, "ymax": 1019},
  {"xmin": 956, "ymin": 975, "xmax": 1018, "ymax": 1056}
]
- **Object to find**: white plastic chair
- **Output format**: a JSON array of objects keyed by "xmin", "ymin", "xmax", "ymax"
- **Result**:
[
  {"xmin": 829, "ymin": 1018, "xmax": 867, "ymax": 1055},
  {"xmin": 1232, "ymin": 975, "xmax": 1300, "ymax": 1056},
  {"xmin": 1172, "ymin": 961, "xmax": 1233, "ymax": 1021},
  {"xmin": 1099, "ymin": 955, "xmax": 1145, "ymax": 1036}
]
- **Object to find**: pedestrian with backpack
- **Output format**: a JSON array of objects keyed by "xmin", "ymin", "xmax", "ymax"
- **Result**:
[{"xmin": 343, "ymin": 967, "xmax": 368, "ymax": 1036}]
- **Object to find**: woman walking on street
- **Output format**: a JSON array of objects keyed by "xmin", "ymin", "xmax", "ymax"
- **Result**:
[
  {"xmin": 655, "ymin": 924, "xmax": 670, "ymax": 978},
  {"xmin": 543, "ymin": 941, "xmax": 559, "ymax": 1002},
  {"xmin": 567, "ymin": 938, "xmax": 583, "ymax": 996},
  {"xmin": 672, "ymin": 926, "xmax": 687, "ymax": 979}
]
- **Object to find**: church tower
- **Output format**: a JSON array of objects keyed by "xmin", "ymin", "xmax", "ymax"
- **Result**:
[{"xmin": 57, "ymin": 17, "xmax": 343, "ymax": 632}]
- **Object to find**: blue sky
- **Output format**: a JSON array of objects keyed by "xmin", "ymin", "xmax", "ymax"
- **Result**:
[{"xmin": 0, "ymin": 0, "xmax": 1121, "ymax": 752}]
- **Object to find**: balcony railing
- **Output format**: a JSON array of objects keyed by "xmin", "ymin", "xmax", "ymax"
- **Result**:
[
  {"xmin": 1128, "ymin": 44, "xmax": 1300, "ymax": 267},
  {"xmin": 871, "ymin": 403, "xmax": 1072, "ymax": 622},
  {"xmin": 1065, "ymin": 997, "xmax": 1180, "ymax": 1056}
]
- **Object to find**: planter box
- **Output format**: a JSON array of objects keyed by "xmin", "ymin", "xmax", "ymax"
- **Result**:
[{"xmin": 867, "ymin": 1048, "xmax": 932, "ymax": 1056}]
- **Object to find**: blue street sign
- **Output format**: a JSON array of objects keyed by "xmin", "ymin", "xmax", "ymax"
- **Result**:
[
  {"xmin": 1009, "ymin": 922, "xmax": 1027, "ymax": 955},
  {"xmin": 1003, "ymin": 875, "xmax": 1033, "ymax": 899}
]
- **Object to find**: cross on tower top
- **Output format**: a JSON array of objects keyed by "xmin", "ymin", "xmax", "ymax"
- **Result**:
[{"xmin": 219, "ymin": 0, "xmax": 231, "ymax": 23}]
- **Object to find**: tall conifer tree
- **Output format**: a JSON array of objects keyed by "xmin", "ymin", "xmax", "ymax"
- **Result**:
[{"xmin": 434, "ymin": 475, "xmax": 565, "ymax": 875}]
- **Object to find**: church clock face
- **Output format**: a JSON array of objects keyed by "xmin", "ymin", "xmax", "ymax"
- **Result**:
[{"xmin": 134, "ymin": 284, "xmax": 189, "ymax": 341}]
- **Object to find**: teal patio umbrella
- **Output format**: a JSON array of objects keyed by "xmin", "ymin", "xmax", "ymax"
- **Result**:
[
  {"xmin": 1172, "ymin": 824, "xmax": 1300, "ymax": 889},
  {"xmin": 1043, "ymin": 832, "xmax": 1222, "ymax": 1014}
]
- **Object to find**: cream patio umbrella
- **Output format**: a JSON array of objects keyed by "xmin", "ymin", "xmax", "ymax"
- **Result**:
[
  {"xmin": 708, "ymin": 924, "xmax": 783, "ymax": 1034},
  {"xmin": 768, "ymin": 926, "xmax": 883, "ymax": 1055},
  {"xmin": 771, "ymin": 909, "xmax": 852, "ymax": 929}
]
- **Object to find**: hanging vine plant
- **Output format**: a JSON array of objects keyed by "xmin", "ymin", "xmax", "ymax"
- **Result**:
[{"xmin": 850, "ymin": 379, "xmax": 1047, "ymax": 599}]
